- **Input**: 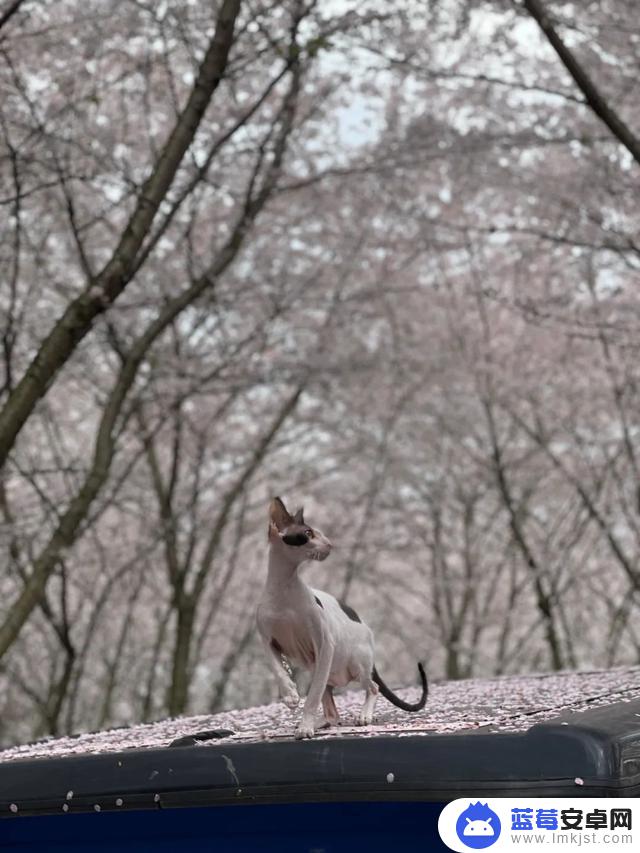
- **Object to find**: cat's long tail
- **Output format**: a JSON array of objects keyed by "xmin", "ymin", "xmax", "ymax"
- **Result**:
[{"xmin": 372, "ymin": 662, "xmax": 428, "ymax": 712}]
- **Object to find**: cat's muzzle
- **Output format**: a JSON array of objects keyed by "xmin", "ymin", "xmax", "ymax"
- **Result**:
[{"xmin": 313, "ymin": 548, "xmax": 331, "ymax": 562}]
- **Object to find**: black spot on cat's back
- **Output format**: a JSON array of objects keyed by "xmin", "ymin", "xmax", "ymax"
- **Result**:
[{"xmin": 339, "ymin": 600, "xmax": 361, "ymax": 623}]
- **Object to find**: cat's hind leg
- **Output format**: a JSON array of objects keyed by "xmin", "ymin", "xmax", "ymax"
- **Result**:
[
  {"xmin": 356, "ymin": 676, "xmax": 378, "ymax": 726},
  {"xmin": 354, "ymin": 633, "xmax": 378, "ymax": 726}
]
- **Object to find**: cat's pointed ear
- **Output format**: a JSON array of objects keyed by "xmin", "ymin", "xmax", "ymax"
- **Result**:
[
  {"xmin": 269, "ymin": 496, "xmax": 293, "ymax": 531},
  {"xmin": 293, "ymin": 507, "xmax": 305, "ymax": 525}
]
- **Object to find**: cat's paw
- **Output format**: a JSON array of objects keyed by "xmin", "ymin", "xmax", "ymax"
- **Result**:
[
  {"xmin": 356, "ymin": 711, "xmax": 373, "ymax": 726},
  {"xmin": 294, "ymin": 719, "xmax": 315, "ymax": 739},
  {"xmin": 282, "ymin": 689, "xmax": 300, "ymax": 710}
]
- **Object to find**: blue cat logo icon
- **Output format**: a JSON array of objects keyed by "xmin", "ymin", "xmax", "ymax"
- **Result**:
[{"xmin": 455, "ymin": 802, "xmax": 501, "ymax": 849}]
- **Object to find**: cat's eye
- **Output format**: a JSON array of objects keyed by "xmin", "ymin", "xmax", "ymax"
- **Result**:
[{"xmin": 305, "ymin": 529, "xmax": 314, "ymax": 538}]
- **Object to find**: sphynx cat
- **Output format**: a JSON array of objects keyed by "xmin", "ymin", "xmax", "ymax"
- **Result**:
[{"xmin": 256, "ymin": 497, "xmax": 428, "ymax": 739}]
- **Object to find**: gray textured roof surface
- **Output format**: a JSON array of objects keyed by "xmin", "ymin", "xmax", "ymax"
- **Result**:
[{"xmin": 2, "ymin": 666, "xmax": 639, "ymax": 764}]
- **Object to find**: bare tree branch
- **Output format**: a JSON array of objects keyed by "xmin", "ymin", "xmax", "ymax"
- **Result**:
[
  {"xmin": 0, "ymin": 0, "xmax": 28, "ymax": 35},
  {"xmin": 0, "ymin": 0, "xmax": 243, "ymax": 470},
  {"xmin": 522, "ymin": 0, "xmax": 640, "ymax": 166}
]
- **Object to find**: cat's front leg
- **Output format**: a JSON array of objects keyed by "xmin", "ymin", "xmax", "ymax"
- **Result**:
[
  {"xmin": 258, "ymin": 631, "xmax": 300, "ymax": 709},
  {"xmin": 282, "ymin": 683, "xmax": 300, "ymax": 710},
  {"xmin": 295, "ymin": 636, "xmax": 334, "ymax": 739},
  {"xmin": 321, "ymin": 685, "xmax": 340, "ymax": 726}
]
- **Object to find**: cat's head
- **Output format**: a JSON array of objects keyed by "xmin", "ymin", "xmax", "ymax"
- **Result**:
[{"xmin": 268, "ymin": 497, "xmax": 332, "ymax": 564}]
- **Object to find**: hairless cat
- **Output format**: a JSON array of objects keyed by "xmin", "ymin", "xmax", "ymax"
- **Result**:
[{"xmin": 256, "ymin": 497, "xmax": 428, "ymax": 739}]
